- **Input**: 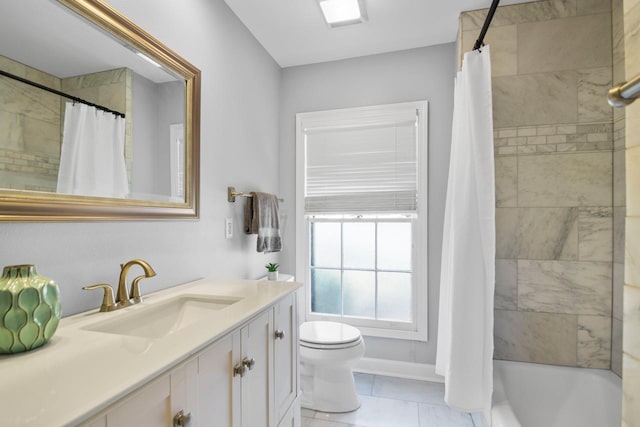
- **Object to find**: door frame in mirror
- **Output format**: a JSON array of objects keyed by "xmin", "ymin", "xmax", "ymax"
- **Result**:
[{"xmin": 0, "ymin": 0, "xmax": 200, "ymax": 221}]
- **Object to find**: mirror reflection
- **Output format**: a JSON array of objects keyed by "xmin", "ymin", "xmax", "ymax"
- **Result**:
[{"xmin": 1, "ymin": 1, "xmax": 187, "ymax": 204}]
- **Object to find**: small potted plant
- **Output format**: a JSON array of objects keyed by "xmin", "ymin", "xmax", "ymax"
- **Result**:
[{"xmin": 265, "ymin": 263, "xmax": 279, "ymax": 281}]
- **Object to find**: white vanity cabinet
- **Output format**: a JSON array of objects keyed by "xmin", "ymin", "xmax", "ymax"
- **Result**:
[
  {"xmin": 238, "ymin": 308, "xmax": 274, "ymax": 427},
  {"xmin": 81, "ymin": 358, "xmax": 198, "ymax": 427},
  {"xmin": 273, "ymin": 291, "xmax": 299, "ymax": 423},
  {"xmin": 193, "ymin": 331, "xmax": 237, "ymax": 425},
  {"xmin": 82, "ymin": 294, "xmax": 299, "ymax": 427},
  {"xmin": 277, "ymin": 397, "xmax": 302, "ymax": 427}
]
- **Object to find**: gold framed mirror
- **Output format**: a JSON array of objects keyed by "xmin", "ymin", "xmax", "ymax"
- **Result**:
[{"xmin": 0, "ymin": 0, "xmax": 200, "ymax": 220}]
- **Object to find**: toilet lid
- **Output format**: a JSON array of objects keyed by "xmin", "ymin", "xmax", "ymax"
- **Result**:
[{"xmin": 300, "ymin": 321, "xmax": 362, "ymax": 346}]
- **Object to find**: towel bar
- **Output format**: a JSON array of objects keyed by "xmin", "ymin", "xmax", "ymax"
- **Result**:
[{"xmin": 227, "ymin": 186, "xmax": 284, "ymax": 203}]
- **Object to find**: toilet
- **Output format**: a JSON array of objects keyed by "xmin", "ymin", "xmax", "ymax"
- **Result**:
[{"xmin": 299, "ymin": 321, "xmax": 365, "ymax": 413}]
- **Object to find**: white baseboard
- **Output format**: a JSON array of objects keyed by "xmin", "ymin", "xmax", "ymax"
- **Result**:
[{"xmin": 353, "ymin": 357, "xmax": 444, "ymax": 383}]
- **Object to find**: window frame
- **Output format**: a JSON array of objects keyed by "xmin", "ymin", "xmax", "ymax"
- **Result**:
[{"xmin": 295, "ymin": 101, "xmax": 428, "ymax": 341}]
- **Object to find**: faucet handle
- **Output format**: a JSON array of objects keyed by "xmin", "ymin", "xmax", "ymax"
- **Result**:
[
  {"xmin": 83, "ymin": 284, "xmax": 117, "ymax": 312},
  {"xmin": 129, "ymin": 275, "xmax": 147, "ymax": 303}
]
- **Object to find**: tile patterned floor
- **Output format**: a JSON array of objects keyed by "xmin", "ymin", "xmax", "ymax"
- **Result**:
[{"xmin": 301, "ymin": 373, "xmax": 484, "ymax": 427}]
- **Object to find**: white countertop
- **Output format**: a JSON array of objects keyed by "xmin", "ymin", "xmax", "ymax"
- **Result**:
[{"xmin": 0, "ymin": 277, "xmax": 301, "ymax": 427}]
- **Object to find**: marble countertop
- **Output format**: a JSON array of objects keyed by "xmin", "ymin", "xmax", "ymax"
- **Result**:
[{"xmin": 0, "ymin": 276, "xmax": 301, "ymax": 427}]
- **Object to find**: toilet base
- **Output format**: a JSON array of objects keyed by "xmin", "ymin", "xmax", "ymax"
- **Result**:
[{"xmin": 300, "ymin": 359, "xmax": 360, "ymax": 413}]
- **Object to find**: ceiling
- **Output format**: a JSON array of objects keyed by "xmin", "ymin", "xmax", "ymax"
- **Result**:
[
  {"xmin": 1, "ymin": 0, "xmax": 179, "ymax": 83},
  {"xmin": 223, "ymin": 0, "xmax": 532, "ymax": 68}
]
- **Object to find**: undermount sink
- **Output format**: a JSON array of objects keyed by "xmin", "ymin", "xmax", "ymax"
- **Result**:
[{"xmin": 82, "ymin": 294, "xmax": 241, "ymax": 338}]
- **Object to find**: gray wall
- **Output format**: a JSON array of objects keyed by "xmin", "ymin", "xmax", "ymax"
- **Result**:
[
  {"xmin": 279, "ymin": 44, "xmax": 456, "ymax": 364},
  {"xmin": 132, "ymin": 72, "xmax": 161, "ymax": 196},
  {"xmin": 0, "ymin": 0, "xmax": 282, "ymax": 316},
  {"xmin": 132, "ymin": 74, "xmax": 184, "ymax": 198},
  {"xmin": 155, "ymin": 80, "xmax": 186, "ymax": 196}
]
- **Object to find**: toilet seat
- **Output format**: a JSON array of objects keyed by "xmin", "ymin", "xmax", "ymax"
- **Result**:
[
  {"xmin": 300, "ymin": 321, "xmax": 362, "ymax": 350},
  {"xmin": 301, "ymin": 336, "xmax": 363, "ymax": 350}
]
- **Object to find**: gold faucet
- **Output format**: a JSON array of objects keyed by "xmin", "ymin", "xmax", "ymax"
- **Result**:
[
  {"xmin": 82, "ymin": 283, "xmax": 119, "ymax": 312},
  {"xmin": 118, "ymin": 259, "xmax": 156, "ymax": 305},
  {"xmin": 83, "ymin": 259, "xmax": 156, "ymax": 312}
]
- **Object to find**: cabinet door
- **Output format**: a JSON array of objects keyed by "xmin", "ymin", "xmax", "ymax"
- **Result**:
[
  {"xmin": 170, "ymin": 358, "xmax": 198, "ymax": 427},
  {"xmin": 196, "ymin": 331, "xmax": 239, "ymax": 427},
  {"xmin": 84, "ymin": 360, "xmax": 196, "ymax": 427},
  {"xmin": 241, "ymin": 309, "xmax": 274, "ymax": 427},
  {"xmin": 274, "ymin": 293, "xmax": 299, "ymax": 422},
  {"xmin": 106, "ymin": 375, "xmax": 172, "ymax": 427}
]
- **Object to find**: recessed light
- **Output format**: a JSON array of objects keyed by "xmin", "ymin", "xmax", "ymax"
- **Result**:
[{"xmin": 318, "ymin": 0, "xmax": 367, "ymax": 28}]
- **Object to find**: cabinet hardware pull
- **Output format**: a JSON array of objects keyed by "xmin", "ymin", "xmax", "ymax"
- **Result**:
[
  {"xmin": 274, "ymin": 329, "xmax": 285, "ymax": 339},
  {"xmin": 242, "ymin": 357, "xmax": 256, "ymax": 370},
  {"xmin": 233, "ymin": 362, "xmax": 247, "ymax": 377},
  {"xmin": 173, "ymin": 410, "xmax": 192, "ymax": 427}
]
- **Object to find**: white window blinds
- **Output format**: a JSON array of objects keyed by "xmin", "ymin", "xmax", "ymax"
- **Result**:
[{"xmin": 304, "ymin": 111, "xmax": 418, "ymax": 214}]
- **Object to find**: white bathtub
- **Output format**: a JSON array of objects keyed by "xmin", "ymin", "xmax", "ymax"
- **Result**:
[{"xmin": 491, "ymin": 360, "xmax": 621, "ymax": 427}]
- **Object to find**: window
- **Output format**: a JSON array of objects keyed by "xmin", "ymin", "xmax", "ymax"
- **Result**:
[
  {"xmin": 310, "ymin": 217, "xmax": 413, "ymax": 321},
  {"xmin": 296, "ymin": 101, "xmax": 428, "ymax": 341}
]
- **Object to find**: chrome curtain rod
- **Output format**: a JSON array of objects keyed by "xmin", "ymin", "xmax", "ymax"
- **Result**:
[
  {"xmin": 473, "ymin": 0, "xmax": 501, "ymax": 51},
  {"xmin": 608, "ymin": 74, "xmax": 640, "ymax": 108},
  {"xmin": 0, "ymin": 69, "xmax": 125, "ymax": 118},
  {"xmin": 227, "ymin": 186, "xmax": 284, "ymax": 203}
]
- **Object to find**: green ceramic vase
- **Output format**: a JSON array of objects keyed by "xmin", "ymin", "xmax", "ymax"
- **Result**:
[{"xmin": 0, "ymin": 265, "xmax": 62, "ymax": 354}]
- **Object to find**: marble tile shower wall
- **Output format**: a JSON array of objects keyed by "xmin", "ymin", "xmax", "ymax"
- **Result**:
[
  {"xmin": 612, "ymin": 0, "xmax": 625, "ymax": 378},
  {"xmin": 460, "ymin": 0, "xmax": 615, "ymax": 368},
  {"xmin": 622, "ymin": 0, "xmax": 640, "ymax": 423},
  {"xmin": 0, "ymin": 58, "xmax": 132, "ymax": 192},
  {"xmin": 0, "ymin": 56, "xmax": 62, "ymax": 192}
]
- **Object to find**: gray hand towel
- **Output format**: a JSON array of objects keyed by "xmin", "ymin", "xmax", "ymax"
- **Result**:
[{"xmin": 243, "ymin": 192, "xmax": 282, "ymax": 253}]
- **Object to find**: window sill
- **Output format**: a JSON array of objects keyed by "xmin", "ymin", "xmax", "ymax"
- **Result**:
[
  {"xmin": 357, "ymin": 325, "xmax": 427, "ymax": 342},
  {"xmin": 307, "ymin": 313, "xmax": 427, "ymax": 342}
]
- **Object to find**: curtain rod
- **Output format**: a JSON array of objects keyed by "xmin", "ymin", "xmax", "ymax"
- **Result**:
[
  {"xmin": 473, "ymin": 0, "xmax": 501, "ymax": 51},
  {"xmin": 0, "ymin": 69, "xmax": 125, "ymax": 118}
]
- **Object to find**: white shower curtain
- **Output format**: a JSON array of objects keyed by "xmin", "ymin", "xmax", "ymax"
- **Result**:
[
  {"xmin": 57, "ymin": 102, "xmax": 129, "ymax": 198},
  {"xmin": 436, "ymin": 46, "xmax": 495, "ymax": 424}
]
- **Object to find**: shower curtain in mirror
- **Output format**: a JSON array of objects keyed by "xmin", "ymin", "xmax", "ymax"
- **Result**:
[
  {"xmin": 57, "ymin": 102, "xmax": 129, "ymax": 198},
  {"xmin": 436, "ymin": 46, "xmax": 495, "ymax": 424}
]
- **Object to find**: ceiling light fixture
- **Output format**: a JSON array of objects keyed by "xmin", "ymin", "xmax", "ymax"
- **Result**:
[
  {"xmin": 136, "ymin": 52, "xmax": 162, "ymax": 68},
  {"xmin": 318, "ymin": 0, "xmax": 367, "ymax": 28}
]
